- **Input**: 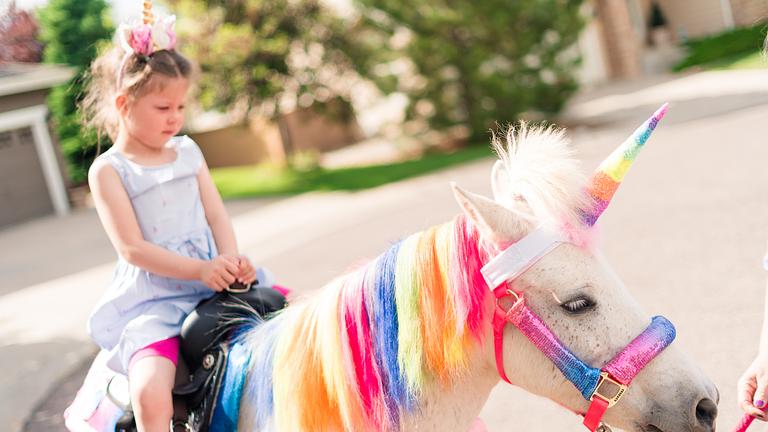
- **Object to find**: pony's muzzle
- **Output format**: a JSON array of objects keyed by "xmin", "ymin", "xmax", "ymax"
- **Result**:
[{"xmin": 639, "ymin": 384, "xmax": 718, "ymax": 432}]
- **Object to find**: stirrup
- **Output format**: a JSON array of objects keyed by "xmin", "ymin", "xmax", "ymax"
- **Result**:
[{"xmin": 171, "ymin": 419, "xmax": 192, "ymax": 432}]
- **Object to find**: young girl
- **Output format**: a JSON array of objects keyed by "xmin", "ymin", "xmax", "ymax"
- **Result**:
[{"xmin": 73, "ymin": 12, "xmax": 257, "ymax": 432}]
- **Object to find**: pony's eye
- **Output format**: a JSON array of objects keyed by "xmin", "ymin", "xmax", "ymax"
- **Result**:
[{"xmin": 560, "ymin": 296, "xmax": 596, "ymax": 314}]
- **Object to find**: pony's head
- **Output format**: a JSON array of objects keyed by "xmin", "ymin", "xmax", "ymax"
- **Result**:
[{"xmin": 453, "ymin": 106, "xmax": 718, "ymax": 431}]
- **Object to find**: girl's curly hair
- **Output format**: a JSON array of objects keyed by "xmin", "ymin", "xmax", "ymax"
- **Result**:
[{"xmin": 80, "ymin": 47, "xmax": 192, "ymax": 140}]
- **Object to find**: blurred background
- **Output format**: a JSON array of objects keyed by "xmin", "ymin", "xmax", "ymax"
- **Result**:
[{"xmin": 1, "ymin": 0, "xmax": 768, "ymax": 431}]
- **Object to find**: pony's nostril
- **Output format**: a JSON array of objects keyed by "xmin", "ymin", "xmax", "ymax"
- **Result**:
[{"xmin": 695, "ymin": 397, "xmax": 718, "ymax": 428}]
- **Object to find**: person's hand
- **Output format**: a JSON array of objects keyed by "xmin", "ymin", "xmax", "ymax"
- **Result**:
[
  {"xmin": 199, "ymin": 255, "xmax": 238, "ymax": 292},
  {"xmin": 235, "ymin": 255, "xmax": 257, "ymax": 285},
  {"xmin": 738, "ymin": 353, "xmax": 768, "ymax": 420}
]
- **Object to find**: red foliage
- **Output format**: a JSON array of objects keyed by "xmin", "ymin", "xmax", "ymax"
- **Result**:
[{"xmin": 0, "ymin": 1, "xmax": 43, "ymax": 63}]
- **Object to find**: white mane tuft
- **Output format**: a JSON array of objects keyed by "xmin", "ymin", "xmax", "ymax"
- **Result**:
[{"xmin": 491, "ymin": 122, "xmax": 591, "ymax": 228}]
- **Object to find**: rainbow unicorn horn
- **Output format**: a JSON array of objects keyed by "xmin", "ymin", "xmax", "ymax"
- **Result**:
[{"xmin": 582, "ymin": 103, "xmax": 669, "ymax": 226}]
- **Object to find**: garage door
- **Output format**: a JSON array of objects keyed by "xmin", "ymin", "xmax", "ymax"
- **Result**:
[{"xmin": 0, "ymin": 127, "xmax": 54, "ymax": 228}]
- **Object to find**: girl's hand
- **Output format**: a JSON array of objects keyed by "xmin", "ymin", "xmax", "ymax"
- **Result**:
[
  {"xmin": 738, "ymin": 353, "xmax": 768, "ymax": 420},
  {"xmin": 235, "ymin": 255, "xmax": 257, "ymax": 285},
  {"xmin": 199, "ymin": 256, "xmax": 239, "ymax": 292}
]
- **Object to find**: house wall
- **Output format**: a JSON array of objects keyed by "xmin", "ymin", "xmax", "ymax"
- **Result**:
[
  {"xmin": 654, "ymin": 0, "xmax": 729, "ymax": 39},
  {"xmin": 577, "ymin": 17, "xmax": 611, "ymax": 85},
  {"xmin": 0, "ymin": 88, "xmax": 58, "ymax": 228},
  {"xmin": 0, "ymin": 89, "xmax": 47, "ymax": 112},
  {"xmin": 280, "ymin": 105, "xmax": 365, "ymax": 155},
  {"xmin": 594, "ymin": 0, "xmax": 642, "ymax": 78},
  {"xmin": 731, "ymin": 0, "xmax": 768, "ymax": 26},
  {"xmin": 190, "ymin": 124, "xmax": 271, "ymax": 169},
  {"xmin": 0, "ymin": 126, "xmax": 53, "ymax": 228},
  {"xmin": 192, "ymin": 103, "xmax": 365, "ymax": 169}
]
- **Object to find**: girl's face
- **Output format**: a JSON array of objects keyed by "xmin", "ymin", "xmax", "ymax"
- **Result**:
[{"xmin": 118, "ymin": 77, "xmax": 189, "ymax": 149}]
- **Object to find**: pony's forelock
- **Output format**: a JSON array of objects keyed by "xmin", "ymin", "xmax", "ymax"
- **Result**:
[{"xmin": 492, "ymin": 122, "xmax": 592, "ymax": 230}]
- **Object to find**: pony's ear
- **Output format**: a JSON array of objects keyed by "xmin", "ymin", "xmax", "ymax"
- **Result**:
[
  {"xmin": 490, "ymin": 160, "xmax": 511, "ymax": 202},
  {"xmin": 452, "ymin": 182, "xmax": 529, "ymax": 245}
]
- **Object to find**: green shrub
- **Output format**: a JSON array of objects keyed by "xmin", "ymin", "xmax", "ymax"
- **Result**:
[
  {"xmin": 38, "ymin": 0, "xmax": 113, "ymax": 184},
  {"xmin": 674, "ymin": 23, "xmax": 767, "ymax": 72},
  {"xmin": 354, "ymin": 0, "xmax": 587, "ymax": 141}
]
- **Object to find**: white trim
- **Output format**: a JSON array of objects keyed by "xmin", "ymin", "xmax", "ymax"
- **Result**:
[
  {"xmin": 481, "ymin": 227, "xmax": 568, "ymax": 289},
  {"xmin": 0, "ymin": 105, "xmax": 70, "ymax": 216},
  {"xmin": 0, "ymin": 65, "xmax": 74, "ymax": 98},
  {"xmin": 720, "ymin": 0, "xmax": 735, "ymax": 29}
]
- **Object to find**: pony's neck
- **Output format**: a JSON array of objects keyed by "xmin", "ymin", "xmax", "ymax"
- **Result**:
[
  {"xmin": 348, "ymin": 214, "xmax": 500, "ymax": 430},
  {"xmin": 241, "ymin": 215, "xmax": 500, "ymax": 432},
  {"xmin": 399, "ymin": 318, "xmax": 500, "ymax": 432}
]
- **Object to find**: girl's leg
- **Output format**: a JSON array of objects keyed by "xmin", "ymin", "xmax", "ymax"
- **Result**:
[
  {"xmin": 129, "ymin": 355, "xmax": 176, "ymax": 432},
  {"xmin": 469, "ymin": 417, "xmax": 488, "ymax": 432}
]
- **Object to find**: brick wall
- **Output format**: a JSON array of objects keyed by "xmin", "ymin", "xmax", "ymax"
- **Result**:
[
  {"xmin": 595, "ymin": 0, "xmax": 642, "ymax": 78},
  {"xmin": 655, "ymin": 0, "xmax": 728, "ymax": 39},
  {"xmin": 730, "ymin": 0, "xmax": 768, "ymax": 26}
]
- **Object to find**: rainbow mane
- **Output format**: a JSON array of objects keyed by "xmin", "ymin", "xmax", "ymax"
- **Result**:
[{"xmin": 239, "ymin": 215, "xmax": 491, "ymax": 431}]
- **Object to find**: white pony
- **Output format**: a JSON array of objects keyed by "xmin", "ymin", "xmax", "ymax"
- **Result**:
[{"xmin": 218, "ymin": 105, "xmax": 718, "ymax": 432}]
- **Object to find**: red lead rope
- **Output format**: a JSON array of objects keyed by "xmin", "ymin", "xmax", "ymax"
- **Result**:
[{"xmin": 733, "ymin": 407, "xmax": 768, "ymax": 432}]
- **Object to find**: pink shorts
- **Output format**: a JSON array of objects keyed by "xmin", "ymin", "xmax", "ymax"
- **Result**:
[{"xmin": 128, "ymin": 336, "xmax": 179, "ymax": 371}]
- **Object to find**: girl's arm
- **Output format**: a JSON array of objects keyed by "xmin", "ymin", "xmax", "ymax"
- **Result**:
[
  {"xmin": 197, "ymin": 158, "xmax": 238, "ymax": 256},
  {"xmin": 760, "ymin": 278, "xmax": 768, "ymax": 354},
  {"xmin": 89, "ymin": 160, "xmax": 238, "ymax": 289},
  {"xmin": 737, "ymin": 274, "xmax": 768, "ymax": 420},
  {"xmin": 197, "ymin": 159, "xmax": 257, "ymax": 284}
]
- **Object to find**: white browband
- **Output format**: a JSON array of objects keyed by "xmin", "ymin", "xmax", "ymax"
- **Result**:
[{"xmin": 481, "ymin": 226, "xmax": 568, "ymax": 289}]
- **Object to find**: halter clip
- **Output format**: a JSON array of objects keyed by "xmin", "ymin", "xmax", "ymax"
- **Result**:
[{"xmin": 590, "ymin": 372, "xmax": 627, "ymax": 408}]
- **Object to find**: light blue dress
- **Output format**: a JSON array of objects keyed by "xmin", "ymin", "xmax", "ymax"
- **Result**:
[{"xmin": 88, "ymin": 135, "xmax": 217, "ymax": 373}]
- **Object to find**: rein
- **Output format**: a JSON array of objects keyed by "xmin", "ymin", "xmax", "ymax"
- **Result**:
[
  {"xmin": 481, "ymin": 226, "xmax": 676, "ymax": 431},
  {"xmin": 733, "ymin": 410, "xmax": 768, "ymax": 431}
]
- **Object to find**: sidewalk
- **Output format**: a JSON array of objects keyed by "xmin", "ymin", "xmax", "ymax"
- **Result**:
[{"xmin": 559, "ymin": 69, "xmax": 768, "ymax": 127}]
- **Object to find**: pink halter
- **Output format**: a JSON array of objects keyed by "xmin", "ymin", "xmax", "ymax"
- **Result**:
[{"xmin": 489, "ymin": 283, "xmax": 675, "ymax": 431}]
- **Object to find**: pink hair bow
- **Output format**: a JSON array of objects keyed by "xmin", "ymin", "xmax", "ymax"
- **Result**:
[{"xmin": 118, "ymin": 14, "xmax": 177, "ymax": 57}]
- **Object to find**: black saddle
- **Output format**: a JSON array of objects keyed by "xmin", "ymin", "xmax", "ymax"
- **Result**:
[
  {"xmin": 115, "ymin": 285, "xmax": 287, "ymax": 432},
  {"xmin": 179, "ymin": 285, "xmax": 287, "ymax": 370}
]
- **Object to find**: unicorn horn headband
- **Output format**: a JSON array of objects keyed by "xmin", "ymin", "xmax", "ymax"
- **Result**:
[
  {"xmin": 116, "ymin": 0, "xmax": 177, "ymax": 87},
  {"xmin": 142, "ymin": 0, "xmax": 154, "ymax": 25},
  {"xmin": 482, "ymin": 104, "xmax": 670, "ymax": 289},
  {"xmin": 581, "ymin": 103, "xmax": 669, "ymax": 226}
]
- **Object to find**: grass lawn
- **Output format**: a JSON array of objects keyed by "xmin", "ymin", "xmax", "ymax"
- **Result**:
[
  {"xmin": 701, "ymin": 50, "xmax": 766, "ymax": 70},
  {"xmin": 212, "ymin": 144, "xmax": 494, "ymax": 199},
  {"xmin": 673, "ymin": 23, "xmax": 767, "ymax": 72}
]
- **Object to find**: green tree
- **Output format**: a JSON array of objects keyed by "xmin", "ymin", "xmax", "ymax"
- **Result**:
[
  {"xmin": 354, "ymin": 0, "xmax": 586, "ymax": 140},
  {"xmin": 166, "ymin": 0, "xmax": 392, "ymax": 124},
  {"xmin": 38, "ymin": 0, "xmax": 113, "ymax": 184}
]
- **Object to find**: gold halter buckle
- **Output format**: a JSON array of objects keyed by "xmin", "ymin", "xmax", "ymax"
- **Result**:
[
  {"xmin": 495, "ymin": 289, "xmax": 524, "ymax": 315},
  {"xmin": 590, "ymin": 372, "xmax": 627, "ymax": 408}
]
